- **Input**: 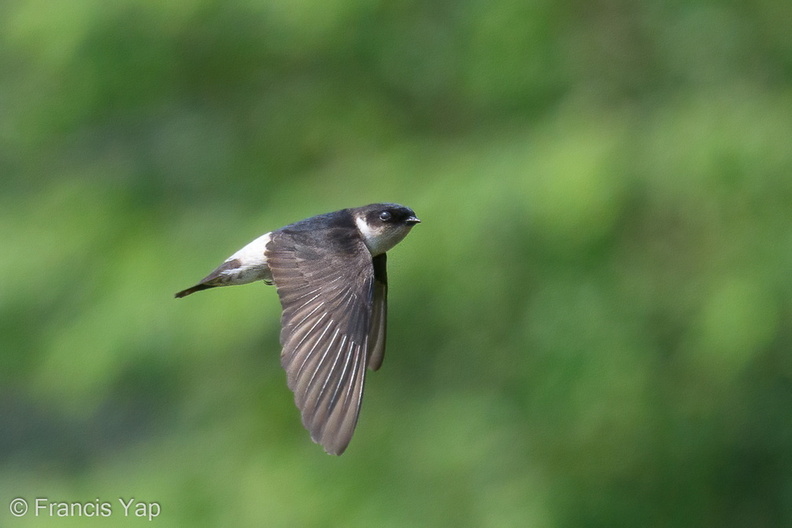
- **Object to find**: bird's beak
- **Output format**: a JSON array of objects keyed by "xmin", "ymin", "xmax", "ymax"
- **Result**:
[{"xmin": 406, "ymin": 216, "xmax": 421, "ymax": 225}]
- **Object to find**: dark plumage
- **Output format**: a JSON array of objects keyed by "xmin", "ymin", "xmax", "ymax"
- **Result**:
[{"xmin": 176, "ymin": 203, "xmax": 420, "ymax": 454}]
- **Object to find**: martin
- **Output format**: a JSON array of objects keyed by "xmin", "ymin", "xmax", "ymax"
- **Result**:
[{"xmin": 176, "ymin": 203, "xmax": 420, "ymax": 454}]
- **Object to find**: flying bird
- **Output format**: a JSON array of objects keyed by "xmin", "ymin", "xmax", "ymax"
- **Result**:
[{"xmin": 176, "ymin": 203, "xmax": 420, "ymax": 454}]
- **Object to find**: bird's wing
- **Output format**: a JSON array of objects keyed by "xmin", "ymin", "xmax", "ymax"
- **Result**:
[
  {"xmin": 367, "ymin": 253, "xmax": 387, "ymax": 371},
  {"xmin": 266, "ymin": 230, "xmax": 375, "ymax": 455}
]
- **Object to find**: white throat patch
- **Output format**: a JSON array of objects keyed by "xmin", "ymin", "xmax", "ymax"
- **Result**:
[
  {"xmin": 355, "ymin": 216, "xmax": 410, "ymax": 256},
  {"xmin": 355, "ymin": 216, "xmax": 385, "ymax": 257}
]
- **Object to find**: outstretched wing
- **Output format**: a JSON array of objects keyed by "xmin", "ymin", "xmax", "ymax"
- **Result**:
[
  {"xmin": 266, "ymin": 229, "xmax": 375, "ymax": 455},
  {"xmin": 367, "ymin": 253, "xmax": 388, "ymax": 371}
]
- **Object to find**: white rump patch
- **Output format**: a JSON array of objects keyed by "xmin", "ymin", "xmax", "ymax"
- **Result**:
[
  {"xmin": 229, "ymin": 232, "xmax": 271, "ymax": 265},
  {"xmin": 223, "ymin": 231, "xmax": 273, "ymax": 284}
]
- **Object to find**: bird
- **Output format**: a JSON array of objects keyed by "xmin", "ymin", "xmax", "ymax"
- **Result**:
[{"xmin": 175, "ymin": 203, "xmax": 420, "ymax": 454}]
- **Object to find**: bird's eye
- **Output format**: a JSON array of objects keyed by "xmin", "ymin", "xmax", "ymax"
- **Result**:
[{"xmin": 379, "ymin": 211, "xmax": 392, "ymax": 222}]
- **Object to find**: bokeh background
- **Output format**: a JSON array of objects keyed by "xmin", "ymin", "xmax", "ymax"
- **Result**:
[{"xmin": 2, "ymin": 0, "xmax": 791, "ymax": 526}]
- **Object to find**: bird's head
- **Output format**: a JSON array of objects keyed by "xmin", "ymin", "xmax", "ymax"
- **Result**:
[{"xmin": 353, "ymin": 203, "xmax": 420, "ymax": 256}]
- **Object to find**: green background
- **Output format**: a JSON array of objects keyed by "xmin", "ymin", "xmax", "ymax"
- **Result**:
[{"xmin": 2, "ymin": 0, "xmax": 791, "ymax": 526}]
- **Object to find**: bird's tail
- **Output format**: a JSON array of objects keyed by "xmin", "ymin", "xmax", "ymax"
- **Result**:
[{"xmin": 174, "ymin": 283, "xmax": 215, "ymax": 298}]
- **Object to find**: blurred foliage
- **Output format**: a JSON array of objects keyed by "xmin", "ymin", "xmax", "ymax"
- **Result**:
[{"xmin": 1, "ymin": 0, "xmax": 791, "ymax": 526}]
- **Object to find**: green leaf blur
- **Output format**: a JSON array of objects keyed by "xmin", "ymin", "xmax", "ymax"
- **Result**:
[{"xmin": 1, "ymin": 0, "xmax": 791, "ymax": 526}]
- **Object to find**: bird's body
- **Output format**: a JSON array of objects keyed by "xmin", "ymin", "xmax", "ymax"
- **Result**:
[{"xmin": 176, "ymin": 203, "xmax": 420, "ymax": 454}]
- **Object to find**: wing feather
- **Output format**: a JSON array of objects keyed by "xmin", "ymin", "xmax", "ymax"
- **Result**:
[
  {"xmin": 266, "ymin": 230, "xmax": 377, "ymax": 455},
  {"xmin": 367, "ymin": 254, "xmax": 388, "ymax": 371}
]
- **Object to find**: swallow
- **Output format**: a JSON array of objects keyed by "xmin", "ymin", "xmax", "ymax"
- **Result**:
[{"xmin": 176, "ymin": 203, "xmax": 420, "ymax": 454}]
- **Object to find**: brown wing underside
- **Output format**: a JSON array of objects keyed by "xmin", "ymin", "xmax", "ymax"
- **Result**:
[{"xmin": 266, "ymin": 231, "xmax": 387, "ymax": 455}]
